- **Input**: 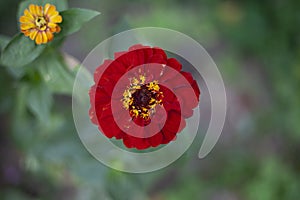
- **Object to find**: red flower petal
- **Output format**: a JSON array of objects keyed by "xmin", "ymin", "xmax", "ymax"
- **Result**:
[
  {"xmin": 159, "ymin": 66, "xmax": 179, "ymax": 83},
  {"xmin": 153, "ymin": 47, "xmax": 167, "ymax": 61},
  {"xmin": 104, "ymin": 60, "xmax": 127, "ymax": 75},
  {"xmin": 176, "ymin": 87, "xmax": 198, "ymax": 109},
  {"xmin": 123, "ymin": 134, "xmax": 134, "ymax": 148},
  {"xmin": 162, "ymin": 112, "xmax": 186, "ymax": 142},
  {"xmin": 98, "ymin": 115, "xmax": 121, "ymax": 138},
  {"xmin": 149, "ymin": 132, "xmax": 163, "ymax": 147},
  {"xmin": 181, "ymin": 71, "xmax": 194, "ymax": 84},
  {"xmin": 192, "ymin": 80, "xmax": 201, "ymax": 100},
  {"xmin": 129, "ymin": 136, "xmax": 151, "ymax": 150},
  {"xmin": 93, "ymin": 88, "xmax": 110, "ymax": 107},
  {"xmin": 143, "ymin": 47, "xmax": 153, "ymax": 62},
  {"xmin": 167, "ymin": 58, "xmax": 182, "ymax": 71},
  {"xmin": 164, "ymin": 111, "xmax": 182, "ymax": 133},
  {"xmin": 133, "ymin": 116, "xmax": 151, "ymax": 127},
  {"xmin": 149, "ymin": 54, "xmax": 167, "ymax": 64}
]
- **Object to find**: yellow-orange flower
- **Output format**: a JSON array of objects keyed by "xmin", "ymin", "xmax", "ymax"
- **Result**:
[{"xmin": 19, "ymin": 4, "xmax": 62, "ymax": 45}]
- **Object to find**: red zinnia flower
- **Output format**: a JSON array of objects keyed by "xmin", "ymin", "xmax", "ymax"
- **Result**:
[{"xmin": 89, "ymin": 44, "xmax": 200, "ymax": 150}]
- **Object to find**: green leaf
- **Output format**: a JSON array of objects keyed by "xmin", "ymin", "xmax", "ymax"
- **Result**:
[
  {"xmin": 0, "ymin": 35, "xmax": 10, "ymax": 66},
  {"xmin": 0, "ymin": 34, "xmax": 45, "ymax": 68},
  {"xmin": 17, "ymin": 0, "xmax": 68, "ymax": 21},
  {"xmin": 59, "ymin": 8, "xmax": 100, "ymax": 37},
  {"xmin": 27, "ymin": 82, "xmax": 52, "ymax": 123},
  {"xmin": 36, "ymin": 50, "xmax": 75, "ymax": 94},
  {"xmin": 0, "ymin": 35, "xmax": 27, "ymax": 78},
  {"xmin": 0, "ymin": 35, "xmax": 10, "ymax": 51}
]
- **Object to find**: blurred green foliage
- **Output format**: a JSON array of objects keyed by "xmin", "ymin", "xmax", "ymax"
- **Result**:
[{"xmin": 0, "ymin": 0, "xmax": 300, "ymax": 199}]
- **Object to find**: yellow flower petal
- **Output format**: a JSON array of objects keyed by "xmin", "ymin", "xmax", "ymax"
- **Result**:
[
  {"xmin": 35, "ymin": 5, "xmax": 43, "ymax": 16},
  {"xmin": 19, "ymin": 16, "xmax": 33, "ymax": 23},
  {"xmin": 45, "ymin": 4, "xmax": 56, "ymax": 16},
  {"xmin": 24, "ymin": 9, "xmax": 34, "ymax": 20},
  {"xmin": 50, "ymin": 27, "xmax": 56, "ymax": 32},
  {"xmin": 44, "ymin": 3, "xmax": 51, "ymax": 14},
  {"xmin": 48, "ymin": 22, "xmax": 57, "ymax": 28},
  {"xmin": 49, "ymin": 15, "xmax": 62, "ymax": 23},
  {"xmin": 29, "ymin": 4, "xmax": 37, "ymax": 16},
  {"xmin": 46, "ymin": 30, "xmax": 54, "ymax": 41},
  {"xmin": 42, "ymin": 31, "xmax": 48, "ymax": 43},
  {"xmin": 29, "ymin": 30, "xmax": 38, "ymax": 40},
  {"xmin": 35, "ymin": 32, "xmax": 43, "ymax": 45},
  {"xmin": 20, "ymin": 23, "xmax": 35, "ymax": 30}
]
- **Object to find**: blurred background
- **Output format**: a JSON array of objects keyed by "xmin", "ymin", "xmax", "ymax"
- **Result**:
[{"xmin": 1, "ymin": 0, "xmax": 300, "ymax": 199}]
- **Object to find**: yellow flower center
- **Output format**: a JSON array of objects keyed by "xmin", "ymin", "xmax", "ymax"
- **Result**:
[
  {"xmin": 122, "ymin": 75, "xmax": 163, "ymax": 120},
  {"xmin": 35, "ymin": 16, "xmax": 47, "ymax": 30}
]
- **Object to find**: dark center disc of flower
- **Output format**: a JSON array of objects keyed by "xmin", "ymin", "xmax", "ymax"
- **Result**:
[
  {"xmin": 122, "ymin": 76, "xmax": 163, "ymax": 120},
  {"xmin": 132, "ymin": 86, "xmax": 152, "ymax": 108},
  {"xmin": 35, "ymin": 17, "xmax": 47, "ymax": 30}
]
